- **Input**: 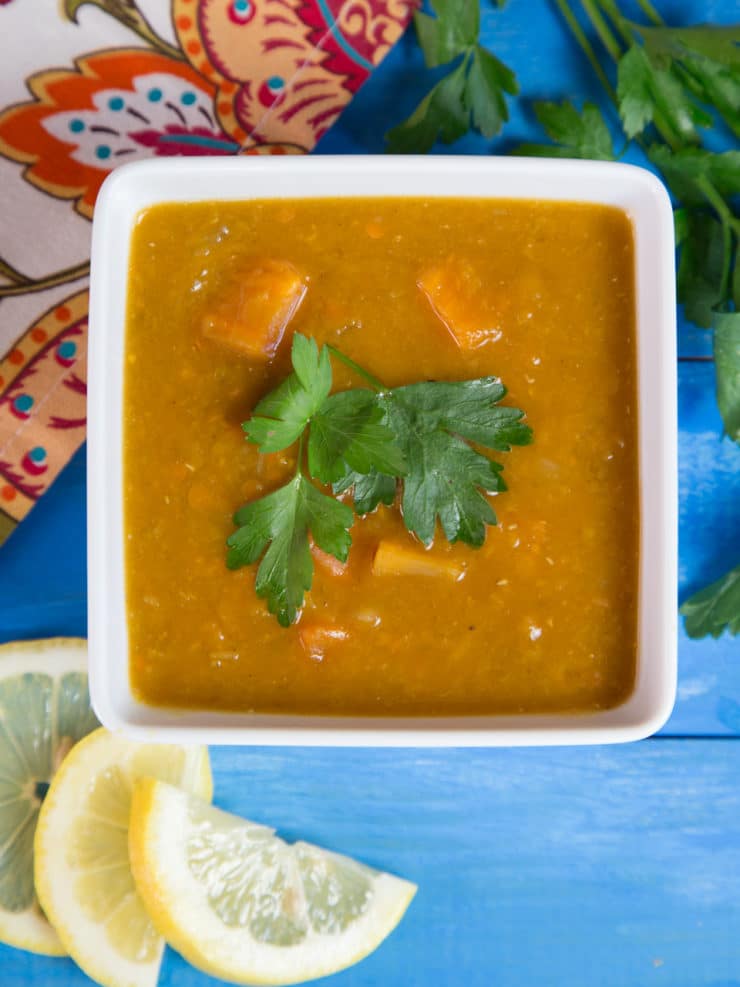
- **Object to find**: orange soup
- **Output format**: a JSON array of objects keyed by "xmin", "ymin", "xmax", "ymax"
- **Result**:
[{"xmin": 124, "ymin": 198, "xmax": 639, "ymax": 715}]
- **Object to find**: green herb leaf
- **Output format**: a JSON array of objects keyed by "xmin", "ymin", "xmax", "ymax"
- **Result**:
[
  {"xmin": 334, "ymin": 378, "xmax": 532, "ymax": 539},
  {"xmin": 308, "ymin": 389, "xmax": 407, "ymax": 484},
  {"xmin": 227, "ymin": 474, "xmax": 353, "ymax": 627},
  {"xmin": 244, "ymin": 334, "xmax": 332, "ymax": 453},
  {"xmin": 714, "ymin": 312, "xmax": 740, "ymax": 445},
  {"xmin": 636, "ymin": 24, "xmax": 740, "ymax": 136},
  {"xmin": 676, "ymin": 210, "xmax": 727, "ymax": 328},
  {"xmin": 465, "ymin": 46, "xmax": 518, "ymax": 139},
  {"xmin": 386, "ymin": 60, "xmax": 470, "ymax": 154},
  {"xmin": 681, "ymin": 562, "xmax": 740, "ymax": 638},
  {"xmin": 386, "ymin": 1, "xmax": 517, "ymax": 153},
  {"xmin": 648, "ymin": 145, "xmax": 740, "ymax": 206},
  {"xmin": 637, "ymin": 25, "xmax": 740, "ymax": 69},
  {"xmin": 333, "ymin": 469, "xmax": 398, "ymax": 515},
  {"xmin": 617, "ymin": 43, "xmax": 711, "ymax": 142},
  {"xmin": 517, "ymin": 100, "xmax": 615, "ymax": 160},
  {"xmin": 414, "ymin": 0, "xmax": 479, "ymax": 67},
  {"xmin": 380, "ymin": 378, "xmax": 532, "ymax": 546}
]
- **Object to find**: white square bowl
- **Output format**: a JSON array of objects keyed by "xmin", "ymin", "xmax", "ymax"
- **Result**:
[{"xmin": 88, "ymin": 155, "xmax": 677, "ymax": 746}]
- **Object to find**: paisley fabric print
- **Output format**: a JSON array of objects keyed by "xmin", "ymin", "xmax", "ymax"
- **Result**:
[
  {"xmin": 0, "ymin": 50, "xmax": 229, "ymax": 219},
  {"xmin": 0, "ymin": 292, "xmax": 88, "ymax": 535},
  {"xmin": 173, "ymin": 0, "xmax": 415, "ymax": 148},
  {"xmin": 0, "ymin": 0, "xmax": 414, "ymax": 544}
]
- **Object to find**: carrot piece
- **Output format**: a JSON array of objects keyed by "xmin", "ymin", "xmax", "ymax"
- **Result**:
[
  {"xmin": 372, "ymin": 540, "xmax": 464, "ymax": 580},
  {"xmin": 310, "ymin": 540, "xmax": 348, "ymax": 577},
  {"xmin": 417, "ymin": 258, "xmax": 505, "ymax": 350},
  {"xmin": 202, "ymin": 259, "xmax": 307, "ymax": 359},
  {"xmin": 299, "ymin": 623, "xmax": 349, "ymax": 662}
]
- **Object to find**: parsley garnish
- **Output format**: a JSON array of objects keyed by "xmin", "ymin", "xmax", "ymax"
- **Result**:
[
  {"xmin": 386, "ymin": 0, "xmax": 518, "ymax": 153},
  {"xmin": 228, "ymin": 334, "xmax": 531, "ymax": 625},
  {"xmin": 680, "ymin": 563, "xmax": 740, "ymax": 639},
  {"xmin": 227, "ymin": 472, "xmax": 353, "ymax": 628},
  {"xmin": 330, "ymin": 373, "xmax": 533, "ymax": 547}
]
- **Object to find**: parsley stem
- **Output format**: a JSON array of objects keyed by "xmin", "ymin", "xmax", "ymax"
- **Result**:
[
  {"xmin": 326, "ymin": 345, "xmax": 385, "ymax": 392},
  {"xmin": 696, "ymin": 176, "xmax": 739, "ymax": 304},
  {"xmin": 580, "ymin": 0, "xmax": 624, "ymax": 62},
  {"xmin": 696, "ymin": 176, "xmax": 740, "ymax": 237},
  {"xmin": 635, "ymin": 0, "xmax": 663, "ymax": 26},
  {"xmin": 595, "ymin": 0, "xmax": 633, "ymax": 48},
  {"xmin": 553, "ymin": 0, "xmax": 618, "ymax": 104}
]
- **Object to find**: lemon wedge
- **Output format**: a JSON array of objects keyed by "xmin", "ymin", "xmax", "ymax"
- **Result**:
[
  {"xmin": 0, "ymin": 638, "xmax": 99, "ymax": 956},
  {"xmin": 129, "ymin": 777, "xmax": 416, "ymax": 986},
  {"xmin": 34, "ymin": 728, "xmax": 212, "ymax": 987}
]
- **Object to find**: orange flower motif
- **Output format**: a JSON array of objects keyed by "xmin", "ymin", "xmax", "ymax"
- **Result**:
[
  {"xmin": 173, "ymin": 0, "xmax": 416, "ymax": 149},
  {"xmin": 0, "ymin": 49, "xmax": 236, "ymax": 219}
]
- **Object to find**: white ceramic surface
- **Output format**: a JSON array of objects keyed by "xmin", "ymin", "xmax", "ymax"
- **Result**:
[{"xmin": 88, "ymin": 155, "xmax": 677, "ymax": 745}]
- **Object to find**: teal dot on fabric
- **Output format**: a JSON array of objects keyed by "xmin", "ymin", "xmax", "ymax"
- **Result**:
[
  {"xmin": 69, "ymin": 118, "xmax": 85, "ymax": 133},
  {"xmin": 58, "ymin": 341, "xmax": 77, "ymax": 359},
  {"xmin": 181, "ymin": 91, "xmax": 196, "ymax": 106},
  {"xmin": 235, "ymin": 0, "xmax": 250, "ymax": 10},
  {"xmin": 148, "ymin": 88, "xmax": 163, "ymax": 102},
  {"xmin": 29, "ymin": 446, "xmax": 46, "ymax": 464},
  {"xmin": 14, "ymin": 395, "xmax": 33, "ymax": 413},
  {"xmin": 268, "ymin": 75, "xmax": 285, "ymax": 90},
  {"xmin": 95, "ymin": 145, "xmax": 111, "ymax": 160},
  {"xmin": 108, "ymin": 96, "xmax": 125, "ymax": 111}
]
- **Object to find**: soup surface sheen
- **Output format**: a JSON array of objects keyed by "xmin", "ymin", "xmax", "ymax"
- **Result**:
[{"xmin": 124, "ymin": 197, "xmax": 639, "ymax": 715}]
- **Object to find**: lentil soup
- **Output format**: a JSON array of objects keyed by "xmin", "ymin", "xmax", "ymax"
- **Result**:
[{"xmin": 124, "ymin": 197, "xmax": 639, "ymax": 715}]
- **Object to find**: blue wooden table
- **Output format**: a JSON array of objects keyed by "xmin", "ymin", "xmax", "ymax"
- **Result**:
[{"xmin": 1, "ymin": 2, "xmax": 739, "ymax": 985}]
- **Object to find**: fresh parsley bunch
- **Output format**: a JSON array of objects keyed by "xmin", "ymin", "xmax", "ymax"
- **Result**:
[{"xmin": 227, "ymin": 334, "xmax": 532, "ymax": 626}]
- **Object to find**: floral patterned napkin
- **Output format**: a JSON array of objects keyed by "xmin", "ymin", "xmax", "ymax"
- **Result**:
[{"xmin": 0, "ymin": 0, "xmax": 413, "ymax": 545}]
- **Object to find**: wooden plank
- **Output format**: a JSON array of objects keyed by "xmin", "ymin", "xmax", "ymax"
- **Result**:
[{"xmin": 2, "ymin": 741, "xmax": 740, "ymax": 986}]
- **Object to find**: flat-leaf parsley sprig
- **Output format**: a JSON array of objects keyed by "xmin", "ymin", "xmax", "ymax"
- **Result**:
[
  {"xmin": 385, "ymin": 0, "xmax": 518, "ymax": 153},
  {"xmin": 227, "ymin": 334, "xmax": 532, "ymax": 626}
]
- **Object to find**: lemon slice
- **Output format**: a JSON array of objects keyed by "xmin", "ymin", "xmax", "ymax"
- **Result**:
[
  {"xmin": 34, "ymin": 728, "xmax": 212, "ymax": 987},
  {"xmin": 129, "ymin": 778, "xmax": 416, "ymax": 986},
  {"xmin": 0, "ymin": 637, "xmax": 99, "ymax": 956}
]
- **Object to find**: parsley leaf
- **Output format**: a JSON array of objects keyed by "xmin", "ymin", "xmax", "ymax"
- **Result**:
[
  {"xmin": 636, "ymin": 25, "xmax": 740, "ymax": 137},
  {"xmin": 714, "ymin": 313, "xmax": 740, "ymax": 444},
  {"xmin": 466, "ymin": 47, "xmax": 519, "ymax": 140},
  {"xmin": 308, "ymin": 389, "xmax": 407, "ymax": 484},
  {"xmin": 386, "ymin": 0, "xmax": 518, "ymax": 153},
  {"xmin": 675, "ymin": 209, "xmax": 727, "ymax": 328},
  {"xmin": 414, "ymin": 0, "xmax": 479, "ymax": 66},
  {"xmin": 336, "ymin": 378, "xmax": 532, "ymax": 546},
  {"xmin": 244, "ymin": 334, "xmax": 331, "ymax": 452},
  {"xmin": 680, "ymin": 562, "xmax": 740, "ymax": 639},
  {"xmin": 227, "ymin": 474, "xmax": 353, "ymax": 627},
  {"xmin": 648, "ymin": 145, "xmax": 740, "ymax": 206},
  {"xmin": 617, "ymin": 42, "xmax": 713, "ymax": 142},
  {"xmin": 517, "ymin": 101, "xmax": 615, "ymax": 160},
  {"xmin": 386, "ymin": 61, "xmax": 470, "ymax": 153},
  {"xmin": 333, "ymin": 469, "xmax": 398, "ymax": 515}
]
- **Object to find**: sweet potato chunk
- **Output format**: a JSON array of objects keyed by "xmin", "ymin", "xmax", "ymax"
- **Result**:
[
  {"xmin": 417, "ymin": 258, "xmax": 503, "ymax": 350},
  {"xmin": 372, "ymin": 540, "xmax": 464, "ymax": 581},
  {"xmin": 299, "ymin": 623, "xmax": 349, "ymax": 662},
  {"xmin": 202, "ymin": 259, "xmax": 307, "ymax": 359}
]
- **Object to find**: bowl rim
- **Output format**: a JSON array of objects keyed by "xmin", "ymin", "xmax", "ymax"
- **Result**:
[{"xmin": 87, "ymin": 154, "xmax": 678, "ymax": 746}]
